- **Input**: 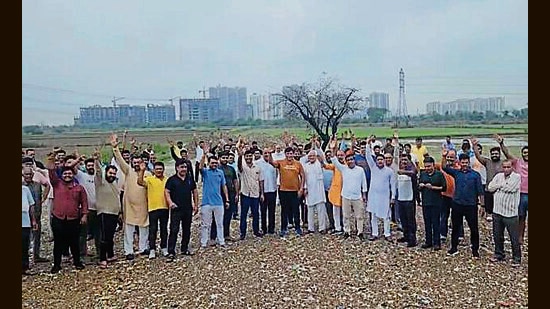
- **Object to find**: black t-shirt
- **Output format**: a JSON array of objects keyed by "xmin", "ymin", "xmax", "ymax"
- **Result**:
[
  {"xmin": 418, "ymin": 170, "xmax": 447, "ymax": 206},
  {"xmin": 165, "ymin": 174, "xmax": 197, "ymax": 210},
  {"xmin": 219, "ymin": 164, "xmax": 237, "ymax": 193}
]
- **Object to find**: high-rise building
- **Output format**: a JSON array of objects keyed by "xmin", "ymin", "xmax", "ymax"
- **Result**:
[
  {"xmin": 369, "ymin": 92, "xmax": 390, "ymax": 110},
  {"xmin": 208, "ymin": 86, "xmax": 247, "ymax": 120},
  {"xmin": 426, "ymin": 97, "xmax": 506, "ymax": 114},
  {"xmin": 76, "ymin": 104, "xmax": 146, "ymax": 125},
  {"xmin": 147, "ymin": 104, "xmax": 176, "ymax": 123},
  {"xmin": 249, "ymin": 93, "xmax": 284, "ymax": 120},
  {"xmin": 179, "ymin": 98, "xmax": 221, "ymax": 122}
]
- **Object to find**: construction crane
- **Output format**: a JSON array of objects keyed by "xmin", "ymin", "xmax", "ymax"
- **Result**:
[
  {"xmin": 198, "ymin": 87, "xmax": 207, "ymax": 99},
  {"xmin": 112, "ymin": 96, "xmax": 125, "ymax": 107}
]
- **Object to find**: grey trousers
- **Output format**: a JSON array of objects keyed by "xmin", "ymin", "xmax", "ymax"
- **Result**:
[{"xmin": 493, "ymin": 213, "xmax": 521, "ymax": 262}]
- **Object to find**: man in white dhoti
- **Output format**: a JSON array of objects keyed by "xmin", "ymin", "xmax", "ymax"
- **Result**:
[
  {"xmin": 302, "ymin": 150, "xmax": 328, "ymax": 234},
  {"xmin": 366, "ymin": 136, "xmax": 397, "ymax": 241}
]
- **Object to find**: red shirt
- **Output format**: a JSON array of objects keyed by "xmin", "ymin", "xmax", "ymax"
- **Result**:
[{"xmin": 48, "ymin": 168, "xmax": 88, "ymax": 220}]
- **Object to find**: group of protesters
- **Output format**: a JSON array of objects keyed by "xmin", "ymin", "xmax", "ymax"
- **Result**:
[{"xmin": 21, "ymin": 129, "xmax": 528, "ymax": 275}]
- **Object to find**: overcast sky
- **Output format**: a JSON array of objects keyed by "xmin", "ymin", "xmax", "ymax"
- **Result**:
[{"xmin": 22, "ymin": 0, "xmax": 528, "ymax": 125}]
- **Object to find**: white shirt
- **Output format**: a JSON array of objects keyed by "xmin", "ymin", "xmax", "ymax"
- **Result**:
[
  {"xmin": 22, "ymin": 186, "xmax": 35, "ymax": 228},
  {"xmin": 195, "ymin": 146, "xmax": 204, "ymax": 164},
  {"xmin": 333, "ymin": 160, "xmax": 368, "ymax": 200},
  {"xmin": 75, "ymin": 170, "xmax": 97, "ymax": 210},
  {"xmin": 487, "ymin": 172, "xmax": 521, "ymax": 217},
  {"xmin": 271, "ymin": 151, "xmax": 285, "ymax": 161},
  {"xmin": 255, "ymin": 159, "xmax": 277, "ymax": 193},
  {"xmin": 397, "ymin": 174, "xmax": 414, "ymax": 201},
  {"xmin": 302, "ymin": 160, "xmax": 326, "ymax": 205},
  {"xmin": 370, "ymin": 140, "xmax": 383, "ymax": 150}
]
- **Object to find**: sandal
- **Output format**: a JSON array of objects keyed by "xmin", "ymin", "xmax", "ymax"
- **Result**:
[
  {"xmin": 98, "ymin": 261, "xmax": 108, "ymax": 269},
  {"xmin": 107, "ymin": 257, "xmax": 118, "ymax": 263}
]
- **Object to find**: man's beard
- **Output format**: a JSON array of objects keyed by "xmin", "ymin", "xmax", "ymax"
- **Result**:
[
  {"xmin": 87, "ymin": 169, "xmax": 95, "ymax": 175},
  {"xmin": 106, "ymin": 176, "xmax": 116, "ymax": 183},
  {"xmin": 491, "ymin": 157, "xmax": 500, "ymax": 162}
]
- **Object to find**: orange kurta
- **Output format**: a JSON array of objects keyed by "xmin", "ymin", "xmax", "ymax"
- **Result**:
[{"xmin": 324, "ymin": 164, "xmax": 343, "ymax": 207}]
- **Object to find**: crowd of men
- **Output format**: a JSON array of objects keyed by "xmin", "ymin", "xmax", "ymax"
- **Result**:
[{"xmin": 21, "ymin": 130, "xmax": 528, "ymax": 275}]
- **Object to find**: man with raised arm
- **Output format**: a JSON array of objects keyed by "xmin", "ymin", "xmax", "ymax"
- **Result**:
[
  {"xmin": 110, "ymin": 134, "xmax": 150, "ymax": 260},
  {"xmin": 237, "ymin": 148, "xmax": 264, "ymax": 239},
  {"xmin": 365, "ymin": 136, "xmax": 397, "ymax": 241}
]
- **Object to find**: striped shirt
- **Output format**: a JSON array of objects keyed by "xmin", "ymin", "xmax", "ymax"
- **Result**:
[{"xmin": 487, "ymin": 172, "xmax": 521, "ymax": 217}]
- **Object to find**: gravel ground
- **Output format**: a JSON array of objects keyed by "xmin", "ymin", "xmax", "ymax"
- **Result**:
[{"xmin": 22, "ymin": 200, "xmax": 528, "ymax": 309}]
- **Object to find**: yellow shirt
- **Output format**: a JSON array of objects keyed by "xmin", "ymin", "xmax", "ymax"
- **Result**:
[
  {"xmin": 411, "ymin": 145, "xmax": 429, "ymax": 169},
  {"xmin": 144, "ymin": 175, "xmax": 168, "ymax": 212}
]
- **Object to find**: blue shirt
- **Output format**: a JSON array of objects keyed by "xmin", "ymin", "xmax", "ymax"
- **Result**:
[
  {"xmin": 22, "ymin": 186, "xmax": 35, "ymax": 228},
  {"xmin": 323, "ymin": 168, "xmax": 333, "ymax": 191},
  {"xmin": 200, "ymin": 168, "xmax": 226, "ymax": 206},
  {"xmin": 442, "ymin": 167, "xmax": 483, "ymax": 206},
  {"xmin": 442, "ymin": 141, "xmax": 456, "ymax": 151},
  {"xmin": 354, "ymin": 154, "xmax": 371, "ymax": 189}
]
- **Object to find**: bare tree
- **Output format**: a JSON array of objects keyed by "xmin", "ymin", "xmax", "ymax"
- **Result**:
[{"xmin": 273, "ymin": 75, "xmax": 363, "ymax": 149}]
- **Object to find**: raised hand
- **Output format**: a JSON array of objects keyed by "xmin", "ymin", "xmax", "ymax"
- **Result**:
[
  {"xmin": 110, "ymin": 133, "xmax": 119, "ymax": 147},
  {"xmin": 167, "ymin": 138, "xmax": 174, "ymax": 147},
  {"xmin": 139, "ymin": 161, "xmax": 147, "ymax": 171},
  {"xmin": 494, "ymin": 134, "xmax": 504, "ymax": 144}
]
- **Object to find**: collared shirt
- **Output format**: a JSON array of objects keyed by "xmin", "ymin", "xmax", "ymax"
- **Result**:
[
  {"xmin": 411, "ymin": 145, "xmax": 429, "ymax": 169},
  {"xmin": 354, "ymin": 153, "xmax": 371, "ymax": 189},
  {"xmin": 477, "ymin": 157, "xmax": 503, "ymax": 184},
  {"xmin": 442, "ymin": 141, "xmax": 456, "ymax": 151},
  {"xmin": 195, "ymin": 146, "xmax": 204, "ymax": 164},
  {"xmin": 487, "ymin": 172, "xmax": 521, "ymax": 217},
  {"xmin": 48, "ymin": 168, "xmax": 89, "ymax": 220},
  {"xmin": 332, "ymin": 160, "xmax": 368, "ymax": 200},
  {"xmin": 143, "ymin": 175, "xmax": 168, "ymax": 211},
  {"xmin": 165, "ymin": 174, "xmax": 197, "ymax": 210},
  {"xmin": 22, "ymin": 185, "xmax": 35, "ymax": 227},
  {"xmin": 256, "ymin": 159, "xmax": 277, "ymax": 193},
  {"xmin": 442, "ymin": 167, "xmax": 483, "ymax": 206},
  {"xmin": 75, "ymin": 170, "xmax": 97, "ymax": 210},
  {"xmin": 419, "ymin": 170, "xmax": 447, "ymax": 206},
  {"xmin": 239, "ymin": 161, "xmax": 263, "ymax": 198},
  {"xmin": 201, "ymin": 168, "xmax": 226, "ymax": 206}
]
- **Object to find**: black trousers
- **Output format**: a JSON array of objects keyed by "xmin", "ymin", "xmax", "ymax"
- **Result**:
[
  {"xmin": 440, "ymin": 196, "xmax": 464, "ymax": 238},
  {"xmin": 149, "ymin": 209, "xmax": 169, "ymax": 251},
  {"xmin": 261, "ymin": 192, "xmax": 277, "ymax": 234},
  {"xmin": 211, "ymin": 191, "xmax": 236, "ymax": 240},
  {"xmin": 98, "ymin": 213, "xmax": 118, "ymax": 262},
  {"xmin": 423, "ymin": 204, "xmax": 441, "ymax": 246},
  {"xmin": 279, "ymin": 190, "xmax": 301, "ymax": 233},
  {"xmin": 299, "ymin": 196, "xmax": 307, "ymax": 225},
  {"xmin": 450, "ymin": 203, "xmax": 479, "ymax": 252},
  {"xmin": 52, "ymin": 216, "xmax": 81, "ymax": 267},
  {"xmin": 398, "ymin": 200, "xmax": 417, "ymax": 245},
  {"xmin": 168, "ymin": 208, "xmax": 193, "ymax": 254},
  {"xmin": 484, "ymin": 191, "xmax": 494, "ymax": 215},
  {"xmin": 493, "ymin": 213, "xmax": 521, "ymax": 262},
  {"xmin": 194, "ymin": 162, "xmax": 201, "ymax": 183},
  {"xmin": 22, "ymin": 227, "xmax": 31, "ymax": 271},
  {"xmin": 325, "ymin": 191, "xmax": 335, "ymax": 230}
]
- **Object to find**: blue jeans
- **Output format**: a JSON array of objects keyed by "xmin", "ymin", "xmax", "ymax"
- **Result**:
[
  {"xmin": 519, "ymin": 193, "xmax": 528, "ymax": 218},
  {"xmin": 240, "ymin": 195, "xmax": 260, "ymax": 237}
]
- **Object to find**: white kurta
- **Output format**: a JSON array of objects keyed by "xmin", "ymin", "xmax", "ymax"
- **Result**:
[
  {"xmin": 303, "ymin": 160, "xmax": 326, "ymax": 206},
  {"xmin": 365, "ymin": 147, "xmax": 396, "ymax": 219}
]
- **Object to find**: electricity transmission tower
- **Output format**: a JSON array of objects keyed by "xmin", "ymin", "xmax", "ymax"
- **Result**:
[{"xmin": 396, "ymin": 68, "xmax": 408, "ymax": 127}]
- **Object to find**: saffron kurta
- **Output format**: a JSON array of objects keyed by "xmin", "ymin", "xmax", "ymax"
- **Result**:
[
  {"xmin": 324, "ymin": 164, "xmax": 343, "ymax": 207},
  {"xmin": 365, "ymin": 146, "xmax": 396, "ymax": 219},
  {"xmin": 113, "ymin": 147, "xmax": 150, "ymax": 227}
]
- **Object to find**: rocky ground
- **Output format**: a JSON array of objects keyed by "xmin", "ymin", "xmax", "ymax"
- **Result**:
[{"xmin": 22, "ymin": 203, "xmax": 528, "ymax": 309}]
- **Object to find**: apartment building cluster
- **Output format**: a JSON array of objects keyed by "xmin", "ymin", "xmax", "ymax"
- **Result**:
[
  {"xmin": 426, "ymin": 97, "xmax": 505, "ymax": 115},
  {"xmin": 75, "ymin": 104, "xmax": 175, "ymax": 125}
]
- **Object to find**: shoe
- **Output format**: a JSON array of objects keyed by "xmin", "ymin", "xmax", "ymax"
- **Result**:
[
  {"xmin": 279, "ymin": 230, "xmax": 288, "ymax": 237},
  {"xmin": 407, "ymin": 242, "xmax": 417, "ymax": 248},
  {"xmin": 440, "ymin": 236, "xmax": 447, "ymax": 242},
  {"xmin": 397, "ymin": 237, "xmax": 407, "ymax": 243},
  {"xmin": 421, "ymin": 243, "xmax": 432, "ymax": 249},
  {"xmin": 50, "ymin": 265, "xmax": 61, "ymax": 274},
  {"xmin": 139, "ymin": 250, "xmax": 150, "ymax": 256},
  {"xmin": 334, "ymin": 230, "xmax": 344, "ymax": 236},
  {"xmin": 490, "ymin": 256, "xmax": 504, "ymax": 263},
  {"xmin": 239, "ymin": 235, "xmax": 246, "ymax": 241},
  {"xmin": 107, "ymin": 256, "xmax": 118, "ymax": 263},
  {"xmin": 182, "ymin": 250, "xmax": 194, "ymax": 256},
  {"xmin": 319, "ymin": 230, "xmax": 327, "ymax": 235},
  {"xmin": 34, "ymin": 256, "xmax": 49, "ymax": 263},
  {"xmin": 447, "ymin": 248, "xmax": 459, "ymax": 256},
  {"xmin": 343, "ymin": 232, "xmax": 350, "ymax": 239},
  {"xmin": 383, "ymin": 235, "xmax": 393, "ymax": 242},
  {"xmin": 254, "ymin": 233, "xmax": 264, "ymax": 238},
  {"xmin": 472, "ymin": 250, "xmax": 480, "ymax": 259},
  {"xmin": 125, "ymin": 254, "xmax": 135, "ymax": 261},
  {"xmin": 166, "ymin": 254, "xmax": 175, "ymax": 262},
  {"xmin": 433, "ymin": 245, "xmax": 441, "ymax": 251},
  {"xmin": 486, "ymin": 215, "xmax": 493, "ymax": 222},
  {"xmin": 295, "ymin": 229, "xmax": 303, "ymax": 236},
  {"xmin": 368, "ymin": 235, "xmax": 377, "ymax": 241},
  {"xmin": 161, "ymin": 248, "xmax": 169, "ymax": 257},
  {"xmin": 511, "ymin": 260, "xmax": 521, "ymax": 267},
  {"xmin": 98, "ymin": 261, "xmax": 108, "ymax": 269},
  {"xmin": 74, "ymin": 264, "xmax": 85, "ymax": 270},
  {"xmin": 358, "ymin": 233, "xmax": 366, "ymax": 241},
  {"xmin": 148, "ymin": 250, "xmax": 156, "ymax": 259}
]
